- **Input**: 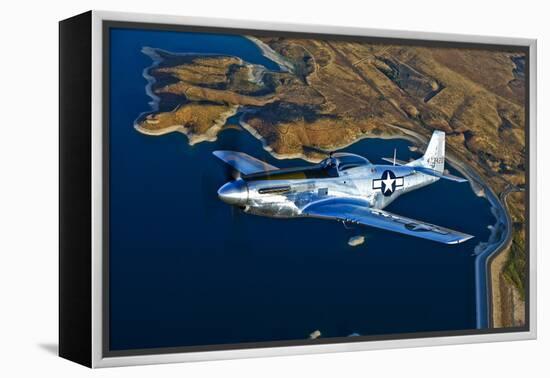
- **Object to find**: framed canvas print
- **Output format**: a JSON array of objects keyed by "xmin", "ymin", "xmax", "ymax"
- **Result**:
[{"xmin": 59, "ymin": 10, "xmax": 537, "ymax": 368}]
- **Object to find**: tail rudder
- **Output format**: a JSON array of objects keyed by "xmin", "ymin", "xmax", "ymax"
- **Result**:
[
  {"xmin": 407, "ymin": 131, "xmax": 468, "ymax": 183},
  {"xmin": 421, "ymin": 130, "xmax": 445, "ymax": 173}
]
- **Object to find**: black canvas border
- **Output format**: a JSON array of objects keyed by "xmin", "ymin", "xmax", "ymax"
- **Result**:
[{"xmin": 59, "ymin": 11, "xmax": 93, "ymax": 367}]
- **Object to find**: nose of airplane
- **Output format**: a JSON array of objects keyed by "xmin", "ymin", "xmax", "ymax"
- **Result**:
[{"xmin": 217, "ymin": 180, "xmax": 248, "ymax": 206}]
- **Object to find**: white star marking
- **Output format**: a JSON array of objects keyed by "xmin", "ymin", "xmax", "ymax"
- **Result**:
[{"xmin": 382, "ymin": 172, "xmax": 395, "ymax": 193}]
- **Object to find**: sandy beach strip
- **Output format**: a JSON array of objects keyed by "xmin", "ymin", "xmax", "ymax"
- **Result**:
[{"xmin": 244, "ymin": 36, "xmax": 295, "ymax": 72}]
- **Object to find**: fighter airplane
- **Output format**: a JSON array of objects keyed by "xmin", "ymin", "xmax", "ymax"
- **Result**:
[{"xmin": 213, "ymin": 130, "xmax": 473, "ymax": 244}]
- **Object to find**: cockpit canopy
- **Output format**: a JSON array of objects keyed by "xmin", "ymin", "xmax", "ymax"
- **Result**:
[{"xmin": 320, "ymin": 152, "xmax": 371, "ymax": 172}]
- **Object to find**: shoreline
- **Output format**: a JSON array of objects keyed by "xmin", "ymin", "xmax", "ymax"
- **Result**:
[
  {"xmin": 238, "ymin": 109, "xmax": 420, "ymax": 164},
  {"xmin": 383, "ymin": 124, "xmax": 511, "ymax": 329},
  {"xmin": 486, "ymin": 186, "xmax": 522, "ymax": 327},
  {"xmin": 244, "ymin": 36, "xmax": 295, "ymax": 72}
]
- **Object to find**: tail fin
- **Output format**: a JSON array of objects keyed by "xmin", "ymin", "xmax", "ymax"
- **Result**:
[
  {"xmin": 407, "ymin": 131, "xmax": 467, "ymax": 182},
  {"xmin": 420, "ymin": 130, "xmax": 445, "ymax": 173}
]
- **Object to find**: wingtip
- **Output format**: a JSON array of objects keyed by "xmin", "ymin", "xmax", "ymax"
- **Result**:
[
  {"xmin": 447, "ymin": 234, "xmax": 475, "ymax": 244},
  {"xmin": 212, "ymin": 150, "xmax": 227, "ymax": 158}
]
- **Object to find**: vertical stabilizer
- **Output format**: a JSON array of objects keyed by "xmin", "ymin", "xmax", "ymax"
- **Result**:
[{"xmin": 420, "ymin": 130, "xmax": 445, "ymax": 173}]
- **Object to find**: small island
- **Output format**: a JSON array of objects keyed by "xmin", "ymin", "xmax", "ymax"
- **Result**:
[
  {"xmin": 309, "ymin": 330, "xmax": 322, "ymax": 340},
  {"xmin": 348, "ymin": 235, "xmax": 366, "ymax": 247}
]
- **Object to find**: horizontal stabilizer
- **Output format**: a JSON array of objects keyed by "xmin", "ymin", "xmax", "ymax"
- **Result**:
[
  {"xmin": 415, "ymin": 167, "xmax": 468, "ymax": 183},
  {"xmin": 213, "ymin": 151, "xmax": 278, "ymax": 175}
]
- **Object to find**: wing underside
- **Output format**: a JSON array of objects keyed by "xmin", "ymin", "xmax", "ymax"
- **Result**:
[
  {"xmin": 213, "ymin": 151, "xmax": 278, "ymax": 175},
  {"xmin": 302, "ymin": 198, "xmax": 473, "ymax": 244}
]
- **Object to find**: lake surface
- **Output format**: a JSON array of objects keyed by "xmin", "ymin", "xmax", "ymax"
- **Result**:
[{"xmin": 108, "ymin": 28, "xmax": 495, "ymax": 351}]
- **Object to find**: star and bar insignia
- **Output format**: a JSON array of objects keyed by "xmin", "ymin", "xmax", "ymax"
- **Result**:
[{"xmin": 372, "ymin": 170, "xmax": 404, "ymax": 196}]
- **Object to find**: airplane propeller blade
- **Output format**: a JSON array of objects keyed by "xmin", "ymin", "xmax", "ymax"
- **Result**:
[{"xmin": 226, "ymin": 164, "xmax": 240, "ymax": 180}]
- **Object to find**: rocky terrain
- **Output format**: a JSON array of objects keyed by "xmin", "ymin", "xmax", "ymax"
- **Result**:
[{"xmin": 135, "ymin": 37, "xmax": 527, "ymax": 327}]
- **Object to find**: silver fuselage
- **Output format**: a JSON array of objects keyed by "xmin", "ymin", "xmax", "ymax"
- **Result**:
[{"xmin": 218, "ymin": 164, "xmax": 438, "ymax": 218}]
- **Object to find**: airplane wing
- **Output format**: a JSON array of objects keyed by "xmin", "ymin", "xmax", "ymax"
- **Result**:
[
  {"xmin": 213, "ymin": 151, "xmax": 278, "ymax": 175},
  {"xmin": 301, "ymin": 198, "xmax": 473, "ymax": 244}
]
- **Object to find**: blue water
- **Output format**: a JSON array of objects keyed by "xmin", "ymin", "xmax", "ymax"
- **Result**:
[{"xmin": 108, "ymin": 28, "xmax": 495, "ymax": 351}]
